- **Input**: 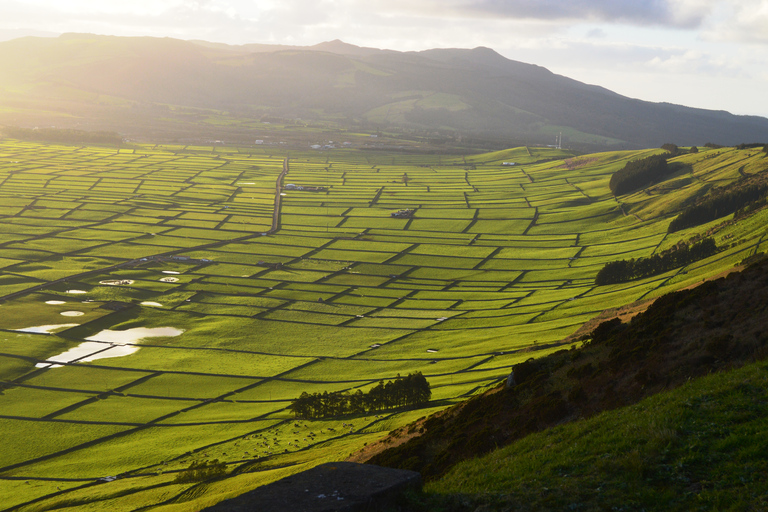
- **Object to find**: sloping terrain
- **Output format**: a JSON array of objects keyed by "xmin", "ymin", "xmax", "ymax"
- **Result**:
[
  {"xmin": 425, "ymin": 343, "xmax": 768, "ymax": 511},
  {"xmin": 1, "ymin": 34, "xmax": 767, "ymax": 147},
  {"xmin": 363, "ymin": 257, "xmax": 768, "ymax": 481}
]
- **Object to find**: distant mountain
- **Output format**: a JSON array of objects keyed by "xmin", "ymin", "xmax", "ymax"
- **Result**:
[{"xmin": 0, "ymin": 33, "xmax": 766, "ymax": 147}]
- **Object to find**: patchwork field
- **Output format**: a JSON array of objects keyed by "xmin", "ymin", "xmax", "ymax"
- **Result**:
[{"xmin": 0, "ymin": 140, "xmax": 766, "ymax": 510}]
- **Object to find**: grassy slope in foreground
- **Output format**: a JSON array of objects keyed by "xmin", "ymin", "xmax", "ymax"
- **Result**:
[{"xmin": 424, "ymin": 358, "xmax": 768, "ymax": 511}]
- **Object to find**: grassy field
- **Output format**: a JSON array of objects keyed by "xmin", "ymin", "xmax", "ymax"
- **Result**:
[{"xmin": 0, "ymin": 140, "xmax": 766, "ymax": 510}]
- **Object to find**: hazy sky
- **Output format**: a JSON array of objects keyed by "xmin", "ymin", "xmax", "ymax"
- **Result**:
[{"xmin": 2, "ymin": 0, "xmax": 768, "ymax": 118}]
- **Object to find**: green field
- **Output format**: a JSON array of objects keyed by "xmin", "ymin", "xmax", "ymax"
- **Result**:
[{"xmin": 0, "ymin": 140, "xmax": 766, "ymax": 510}]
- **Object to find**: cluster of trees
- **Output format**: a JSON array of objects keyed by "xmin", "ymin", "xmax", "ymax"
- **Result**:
[
  {"xmin": 289, "ymin": 372, "xmax": 431, "ymax": 419},
  {"xmin": 609, "ymin": 154, "xmax": 671, "ymax": 196},
  {"xmin": 735, "ymin": 142, "xmax": 767, "ymax": 150},
  {"xmin": 2, "ymin": 127, "xmax": 123, "ymax": 145},
  {"xmin": 661, "ymin": 143, "xmax": 680, "ymax": 156},
  {"xmin": 595, "ymin": 238, "xmax": 718, "ymax": 285},
  {"xmin": 669, "ymin": 182, "xmax": 768, "ymax": 232}
]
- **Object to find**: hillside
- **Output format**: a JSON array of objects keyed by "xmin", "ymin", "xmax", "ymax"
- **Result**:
[
  {"xmin": 423, "ymin": 346, "xmax": 768, "ymax": 511},
  {"xmin": 362, "ymin": 256, "xmax": 768, "ymax": 482},
  {"xmin": 1, "ymin": 34, "xmax": 767, "ymax": 147}
]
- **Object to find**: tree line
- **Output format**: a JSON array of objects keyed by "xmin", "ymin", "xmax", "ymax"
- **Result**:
[
  {"xmin": 595, "ymin": 238, "xmax": 718, "ymax": 285},
  {"xmin": 2, "ymin": 126, "xmax": 123, "ymax": 145},
  {"xmin": 289, "ymin": 372, "xmax": 431, "ymax": 419},
  {"xmin": 669, "ymin": 182, "xmax": 768, "ymax": 232},
  {"xmin": 609, "ymin": 154, "xmax": 672, "ymax": 196}
]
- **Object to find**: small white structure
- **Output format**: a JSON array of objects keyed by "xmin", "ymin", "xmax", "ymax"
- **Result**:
[{"xmin": 502, "ymin": 162, "xmax": 516, "ymax": 166}]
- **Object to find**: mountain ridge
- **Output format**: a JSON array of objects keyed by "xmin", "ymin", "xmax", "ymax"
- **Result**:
[{"xmin": 0, "ymin": 33, "xmax": 766, "ymax": 148}]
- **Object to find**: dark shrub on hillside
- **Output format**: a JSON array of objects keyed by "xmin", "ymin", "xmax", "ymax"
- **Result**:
[
  {"xmin": 595, "ymin": 238, "xmax": 718, "ymax": 285},
  {"xmin": 669, "ymin": 183, "xmax": 768, "ymax": 232},
  {"xmin": 661, "ymin": 143, "xmax": 679, "ymax": 156},
  {"xmin": 609, "ymin": 154, "xmax": 671, "ymax": 196},
  {"xmin": 736, "ymin": 142, "xmax": 766, "ymax": 150}
]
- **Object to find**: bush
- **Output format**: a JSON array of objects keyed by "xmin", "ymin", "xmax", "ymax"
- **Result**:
[
  {"xmin": 669, "ymin": 183, "xmax": 768, "ymax": 232},
  {"xmin": 609, "ymin": 155, "xmax": 671, "ymax": 196},
  {"xmin": 595, "ymin": 238, "xmax": 718, "ymax": 285}
]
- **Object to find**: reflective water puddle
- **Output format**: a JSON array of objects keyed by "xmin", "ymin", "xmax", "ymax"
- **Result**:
[{"xmin": 34, "ymin": 327, "xmax": 184, "ymax": 368}]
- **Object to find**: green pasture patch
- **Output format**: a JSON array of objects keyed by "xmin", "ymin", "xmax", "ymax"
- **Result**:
[
  {"xmin": 156, "ymin": 400, "xmax": 282, "ymax": 425},
  {"xmin": 414, "ymin": 208, "xmax": 476, "ymax": 219},
  {"xmin": 289, "ymin": 258, "xmax": 350, "ymax": 272},
  {"xmin": 57, "ymin": 395, "xmax": 192, "ymax": 424},
  {"xmin": 410, "ymin": 244, "xmax": 496, "ymax": 259},
  {"xmin": 480, "ymin": 257, "xmax": 573, "ymax": 271},
  {"xmin": 183, "ymin": 281, "xmax": 267, "ymax": 295},
  {"xmin": 196, "ymin": 262, "xmax": 262, "ymax": 278},
  {"xmin": 0, "ymin": 418, "xmax": 130, "ymax": 469},
  {"xmin": 384, "ymin": 280, "xmax": 446, "ymax": 291},
  {"xmin": 253, "ymin": 234, "xmax": 328, "ymax": 248},
  {"xmin": 13, "ymin": 422, "xmax": 268, "ymax": 480},
  {"xmin": 392, "ymin": 253, "xmax": 483, "ymax": 269},
  {"xmin": 165, "ymin": 228, "xmax": 243, "ymax": 241},
  {"xmin": 495, "ymin": 245, "xmax": 580, "ymax": 259},
  {"xmin": 406, "ymin": 218, "xmax": 472, "ymax": 232},
  {"xmin": 312, "ymin": 248, "xmax": 394, "ymax": 263},
  {"xmin": 258, "ymin": 268, "xmax": 329, "ymax": 283},
  {"xmin": 282, "ymin": 214, "xmax": 344, "ymax": 228},
  {"xmin": 64, "ymin": 208, "xmax": 120, "ymax": 221},
  {"xmin": 474, "ymin": 207, "xmax": 534, "ymax": 220},
  {"xmin": 469, "ymin": 219, "xmax": 531, "ymax": 234},
  {"xmin": 515, "ymin": 266, "xmax": 595, "ymax": 284},
  {"xmin": 323, "ymin": 273, "xmax": 390, "ymax": 287},
  {"xmin": 86, "ymin": 342, "xmax": 310, "ymax": 379},
  {"xmin": 0, "ymin": 331, "xmax": 75, "ymax": 378},
  {"xmin": 286, "ymin": 356, "xmax": 475, "ymax": 385},
  {"xmin": 367, "ymin": 229, "xmax": 475, "ymax": 243},
  {"xmin": 0, "ymin": 296, "xmax": 109, "ymax": 331},
  {"xmin": 262, "ymin": 308, "xmax": 350, "ymax": 326},
  {"xmin": 0, "ymin": 247, "xmax": 55, "ymax": 261},
  {"xmin": 351, "ymin": 262, "xmax": 412, "ymax": 276},
  {"xmin": 326, "ymin": 239, "xmax": 412, "ymax": 253},
  {"xmin": 348, "ymin": 316, "xmax": 437, "ymax": 329},
  {"xmin": 175, "ymin": 302, "xmax": 265, "ymax": 317},
  {"xmin": 341, "ymin": 217, "xmax": 410, "ymax": 230},
  {"xmin": 19, "ymin": 207, "xmax": 72, "ymax": 219},
  {"xmin": 283, "ymin": 300, "xmax": 373, "ymax": 316},
  {"xmin": 164, "ymin": 218, "xmax": 222, "ymax": 229},
  {"xmin": 393, "ymin": 299, "xmax": 459, "ymax": 309},
  {"xmin": 452, "ymin": 298, "xmax": 521, "ymax": 310},
  {"xmin": 332, "ymin": 294, "xmax": 400, "ymax": 308},
  {"xmin": 4, "ymin": 255, "xmax": 115, "ymax": 281},
  {"xmin": 197, "ymin": 295, "xmax": 287, "ymax": 309},
  {"xmin": 220, "ymin": 220, "xmax": 271, "ymax": 232},
  {"xmin": 369, "ymin": 308, "xmax": 459, "ymax": 319}
]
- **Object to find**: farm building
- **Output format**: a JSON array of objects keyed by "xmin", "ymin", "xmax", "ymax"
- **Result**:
[{"xmin": 391, "ymin": 209, "xmax": 415, "ymax": 218}]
